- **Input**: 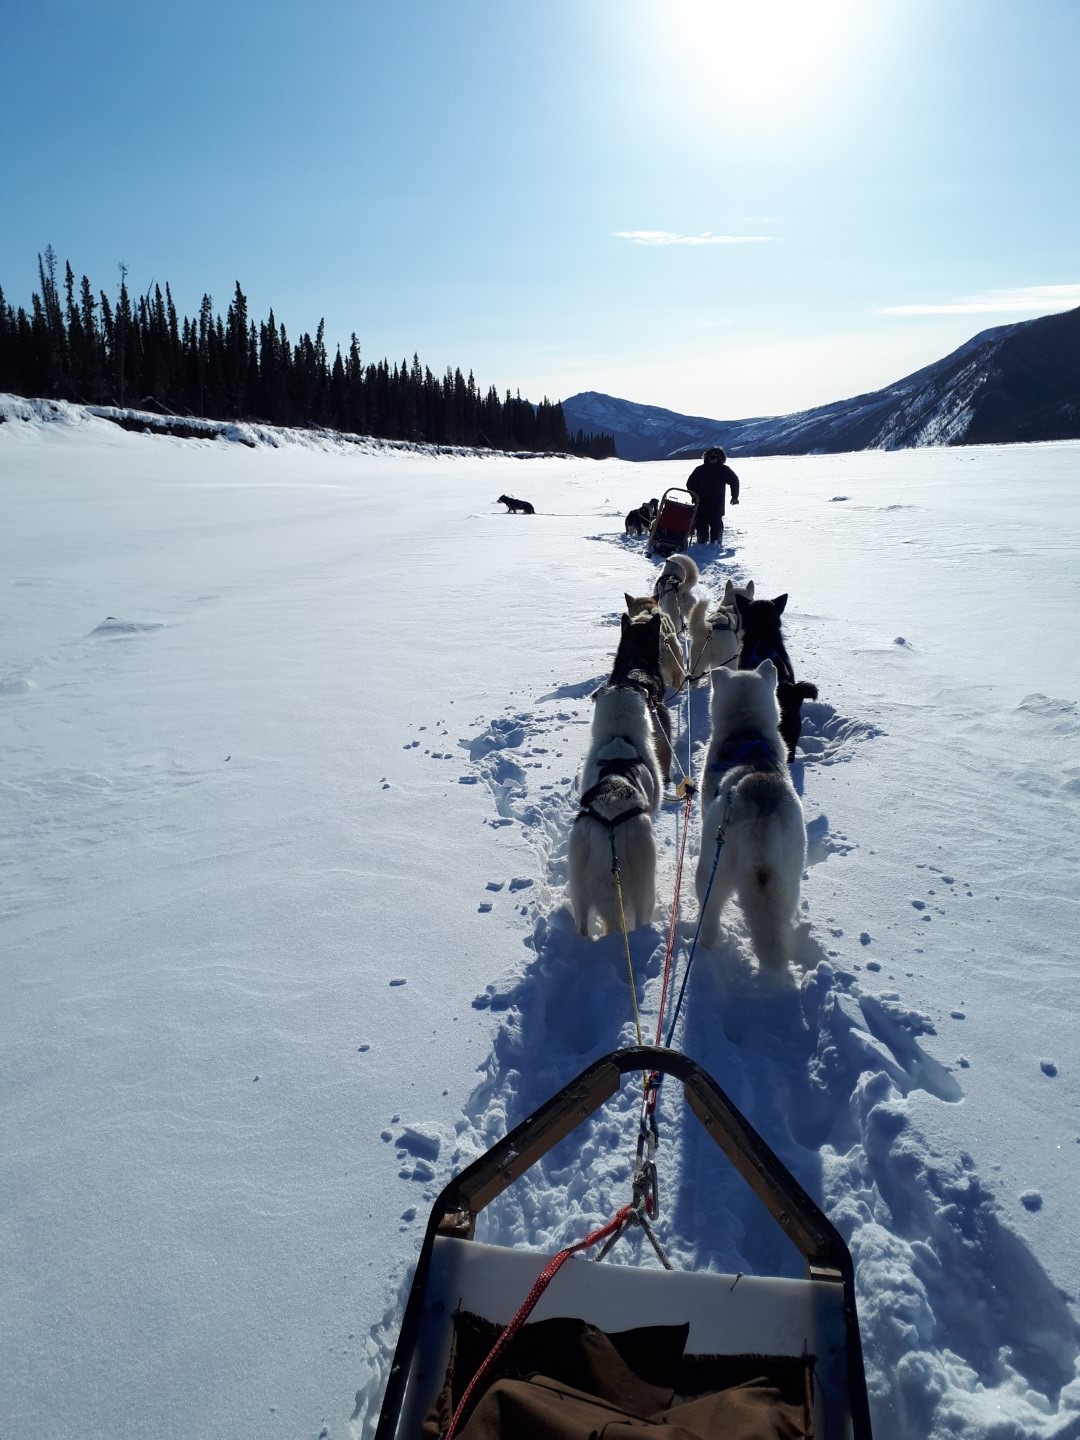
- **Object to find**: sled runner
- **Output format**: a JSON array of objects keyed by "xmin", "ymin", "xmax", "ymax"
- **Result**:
[
  {"xmin": 646, "ymin": 487, "xmax": 698, "ymax": 557},
  {"xmin": 374, "ymin": 1046, "xmax": 872, "ymax": 1440}
]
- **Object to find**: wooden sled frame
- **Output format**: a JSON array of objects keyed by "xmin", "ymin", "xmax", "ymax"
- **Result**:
[{"xmin": 374, "ymin": 1046, "xmax": 873, "ymax": 1439}]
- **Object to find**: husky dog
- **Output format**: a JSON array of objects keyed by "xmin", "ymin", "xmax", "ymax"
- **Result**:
[
  {"xmin": 653, "ymin": 554, "xmax": 699, "ymax": 632},
  {"xmin": 625, "ymin": 504, "xmax": 650, "ymax": 536},
  {"xmin": 624, "ymin": 592, "xmax": 685, "ymax": 691},
  {"xmin": 688, "ymin": 578, "xmax": 755, "ymax": 682},
  {"xmin": 498, "ymin": 494, "xmax": 534, "ymax": 514},
  {"xmin": 608, "ymin": 611, "xmax": 673, "ymax": 783},
  {"xmin": 625, "ymin": 499, "xmax": 660, "ymax": 536},
  {"xmin": 735, "ymin": 593, "xmax": 819, "ymax": 763},
  {"xmin": 568, "ymin": 683, "xmax": 663, "ymax": 938},
  {"xmin": 695, "ymin": 661, "xmax": 807, "ymax": 968}
]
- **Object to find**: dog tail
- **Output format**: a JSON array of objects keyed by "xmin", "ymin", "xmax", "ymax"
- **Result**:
[
  {"xmin": 792, "ymin": 681, "xmax": 818, "ymax": 701},
  {"xmin": 687, "ymin": 597, "xmax": 709, "ymax": 640},
  {"xmin": 665, "ymin": 554, "xmax": 699, "ymax": 588}
]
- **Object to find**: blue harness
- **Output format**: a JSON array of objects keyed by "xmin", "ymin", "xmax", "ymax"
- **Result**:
[
  {"xmin": 708, "ymin": 730, "xmax": 784, "ymax": 776},
  {"xmin": 740, "ymin": 637, "xmax": 795, "ymax": 685}
]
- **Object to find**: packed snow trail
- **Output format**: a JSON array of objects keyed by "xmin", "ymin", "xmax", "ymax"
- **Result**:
[
  {"xmin": 6, "ymin": 404, "xmax": 1076, "ymax": 1440},
  {"xmin": 354, "ymin": 534, "xmax": 1080, "ymax": 1440}
]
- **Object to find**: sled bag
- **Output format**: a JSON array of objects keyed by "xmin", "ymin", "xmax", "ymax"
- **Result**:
[{"xmin": 423, "ymin": 1310, "xmax": 814, "ymax": 1440}]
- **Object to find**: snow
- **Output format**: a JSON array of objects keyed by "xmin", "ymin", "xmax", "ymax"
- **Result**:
[{"xmin": 2, "ymin": 395, "xmax": 1078, "ymax": 1440}]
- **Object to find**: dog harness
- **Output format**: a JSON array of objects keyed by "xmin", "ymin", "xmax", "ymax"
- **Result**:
[
  {"xmin": 708, "ymin": 608, "xmax": 740, "ymax": 634},
  {"xmin": 654, "ymin": 572, "xmax": 682, "ymax": 599},
  {"xmin": 687, "ymin": 608, "xmax": 741, "ymax": 682},
  {"xmin": 575, "ymin": 755, "xmax": 651, "ymax": 830},
  {"xmin": 740, "ymin": 638, "xmax": 795, "ymax": 685},
  {"xmin": 707, "ymin": 729, "xmax": 785, "ymax": 776}
]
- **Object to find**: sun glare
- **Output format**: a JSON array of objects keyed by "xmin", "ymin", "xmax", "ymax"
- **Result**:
[{"xmin": 655, "ymin": 0, "xmax": 862, "ymax": 127}]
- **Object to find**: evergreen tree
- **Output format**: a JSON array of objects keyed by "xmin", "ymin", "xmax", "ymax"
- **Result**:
[
  {"xmin": 224, "ymin": 281, "xmax": 249, "ymax": 414},
  {"xmin": 1, "ymin": 251, "xmax": 614, "ymax": 458}
]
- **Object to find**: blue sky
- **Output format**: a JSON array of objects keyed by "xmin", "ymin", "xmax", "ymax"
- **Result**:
[{"xmin": 5, "ymin": 0, "xmax": 1079, "ymax": 418}]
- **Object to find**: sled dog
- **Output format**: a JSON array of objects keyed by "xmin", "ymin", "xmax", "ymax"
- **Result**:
[
  {"xmin": 695, "ymin": 660, "xmax": 807, "ymax": 968},
  {"xmin": 653, "ymin": 553, "xmax": 699, "ymax": 632},
  {"xmin": 688, "ymin": 578, "xmax": 755, "ymax": 681},
  {"xmin": 498, "ymin": 494, "xmax": 534, "ymax": 514},
  {"xmin": 624, "ymin": 592, "xmax": 685, "ymax": 691},
  {"xmin": 568, "ymin": 683, "xmax": 663, "ymax": 939},
  {"xmin": 608, "ymin": 611, "xmax": 674, "ymax": 783},
  {"xmin": 735, "ymin": 592, "xmax": 818, "ymax": 763},
  {"xmin": 625, "ymin": 504, "xmax": 650, "ymax": 536}
]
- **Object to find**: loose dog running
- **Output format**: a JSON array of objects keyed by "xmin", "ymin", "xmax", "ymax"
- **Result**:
[{"xmin": 695, "ymin": 661, "xmax": 807, "ymax": 970}]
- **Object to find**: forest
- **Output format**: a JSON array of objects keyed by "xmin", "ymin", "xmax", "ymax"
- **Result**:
[{"xmin": 0, "ymin": 249, "xmax": 615, "ymax": 457}]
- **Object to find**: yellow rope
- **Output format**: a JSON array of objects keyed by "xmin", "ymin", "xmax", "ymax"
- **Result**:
[{"xmin": 609, "ymin": 833, "xmax": 644, "ymax": 1050}]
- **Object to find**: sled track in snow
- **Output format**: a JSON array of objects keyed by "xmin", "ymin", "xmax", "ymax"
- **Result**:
[{"xmin": 353, "ymin": 548, "xmax": 1080, "ymax": 1440}]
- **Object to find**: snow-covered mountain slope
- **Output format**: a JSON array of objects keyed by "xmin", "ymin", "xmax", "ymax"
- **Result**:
[{"xmin": 562, "ymin": 306, "xmax": 1080, "ymax": 459}]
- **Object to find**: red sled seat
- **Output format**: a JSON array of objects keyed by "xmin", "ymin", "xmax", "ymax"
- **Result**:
[{"xmin": 646, "ymin": 488, "xmax": 698, "ymax": 557}]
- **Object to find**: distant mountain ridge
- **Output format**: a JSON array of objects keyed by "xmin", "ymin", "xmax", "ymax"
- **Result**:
[{"xmin": 561, "ymin": 306, "xmax": 1080, "ymax": 460}]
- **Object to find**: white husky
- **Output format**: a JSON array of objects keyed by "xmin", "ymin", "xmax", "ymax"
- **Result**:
[
  {"xmin": 695, "ymin": 660, "xmax": 806, "ymax": 969},
  {"xmin": 653, "ymin": 553, "xmax": 699, "ymax": 632},
  {"xmin": 688, "ymin": 578, "xmax": 754, "ymax": 681},
  {"xmin": 568, "ymin": 684, "xmax": 663, "ymax": 939}
]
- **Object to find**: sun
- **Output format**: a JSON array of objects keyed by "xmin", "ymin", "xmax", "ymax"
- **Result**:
[{"xmin": 654, "ymin": 0, "xmax": 862, "ymax": 125}]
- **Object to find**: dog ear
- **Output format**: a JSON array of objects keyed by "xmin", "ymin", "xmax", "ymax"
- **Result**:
[
  {"xmin": 756, "ymin": 658, "xmax": 778, "ymax": 689},
  {"xmin": 721, "ymin": 580, "xmax": 734, "ymax": 605},
  {"xmin": 745, "ymin": 580, "xmax": 755, "ymax": 598},
  {"xmin": 621, "ymin": 612, "xmax": 632, "ymax": 635},
  {"xmin": 735, "ymin": 593, "xmax": 752, "ymax": 619},
  {"xmin": 772, "ymin": 594, "xmax": 788, "ymax": 615},
  {"xmin": 624, "ymin": 592, "xmax": 635, "ymax": 612}
]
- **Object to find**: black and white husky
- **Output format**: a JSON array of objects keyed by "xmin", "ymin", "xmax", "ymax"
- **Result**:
[
  {"xmin": 567, "ymin": 683, "xmax": 663, "ymax": 939},
  {"xmin": 694, "ymin": 661, "xmax": 806, "ymax": 969},
  {"xmin": 735, "ymin": 592, "xmax": 819, "ymax": 763},
  {"xmin": 608, "ymin": 611, "xmax": 674, "ymax": 783}
]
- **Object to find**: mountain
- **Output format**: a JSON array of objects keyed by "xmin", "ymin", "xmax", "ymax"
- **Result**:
[{"xmin": 561, "ymin": 306, "xmax": 1080, "ymax": 460}]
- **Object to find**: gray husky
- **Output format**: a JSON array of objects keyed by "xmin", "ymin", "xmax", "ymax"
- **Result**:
[
  {"xmin": 568, "ymin": 684, "xmax": 662, "ymax": 939},
  {"xmin": 695, "ymin": 660, "xmax": 806, "ymax": 969}
]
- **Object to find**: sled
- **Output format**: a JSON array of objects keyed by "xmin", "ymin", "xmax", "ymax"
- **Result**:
[
  {"xmin": 374, "ymin": 1046, "xmax": 873, "ymax": 1440},
  {"xmin": 646, "ymin": 487, "xmax": 698, "ymax": 557}
]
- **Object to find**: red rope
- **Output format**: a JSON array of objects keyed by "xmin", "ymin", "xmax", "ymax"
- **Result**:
[{"xmin": 443, "ymin": 1204, "xmax": 634, "ymax": 1440}]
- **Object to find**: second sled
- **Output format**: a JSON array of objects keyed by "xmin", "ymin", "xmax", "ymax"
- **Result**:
[{"xmin": 646, "ymin": 486, "xmax": 698, "ymax": 557}]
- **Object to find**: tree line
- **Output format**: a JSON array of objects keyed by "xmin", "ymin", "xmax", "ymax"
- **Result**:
[{"xmin": 0, "ymin": 248, "xmax": 615, "ymax": 457}]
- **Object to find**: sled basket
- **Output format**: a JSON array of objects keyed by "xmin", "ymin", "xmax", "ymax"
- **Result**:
[
  {"xmin": 374, "ymin": 1046, "xmax": 872, "ymax": 1440},
  {"xmin": 646, "ymin": 487, "xmax": 698, "ymax": 557}
]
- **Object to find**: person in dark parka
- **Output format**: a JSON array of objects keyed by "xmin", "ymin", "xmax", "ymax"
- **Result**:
[{"xmin": 686, "ymin": 446, "xmax": 739, "ymax": 545}]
